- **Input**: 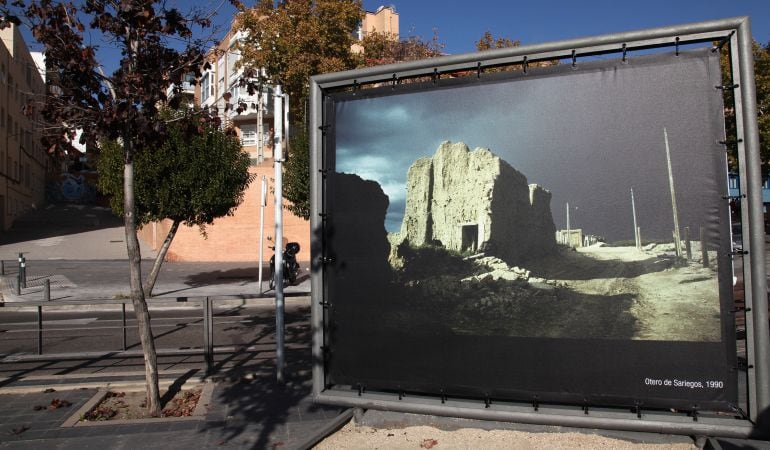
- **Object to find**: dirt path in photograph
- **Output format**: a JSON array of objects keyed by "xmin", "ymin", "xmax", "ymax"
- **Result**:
[{"xmin": 529, "ymin": 245, "xmax": 721, "ymax": 341}]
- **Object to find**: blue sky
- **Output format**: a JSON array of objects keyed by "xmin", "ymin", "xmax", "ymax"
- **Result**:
[
  {"xmin": 20, "ymin": 0, "xmax": 768, "ymax": 74},
  {"xmin": 374, "ymin": 1, "xmax": 769, "ymax": 54}
]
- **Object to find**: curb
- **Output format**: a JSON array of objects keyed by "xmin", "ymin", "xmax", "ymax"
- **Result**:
[
  {"xmin": 295, "ymin": 408, "xmax": 355, "ymax": 450},
  {"xmin": 0, "ymin": 293, "xmax": 311, "ymax": 311}
]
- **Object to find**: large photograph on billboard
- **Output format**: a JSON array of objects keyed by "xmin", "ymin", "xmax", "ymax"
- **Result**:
[{"xmin": 322, "ymin": 48, "xmax": 738, "ymax": 410}]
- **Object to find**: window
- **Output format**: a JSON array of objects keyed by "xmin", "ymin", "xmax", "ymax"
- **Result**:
[
  {"xmin": 227, "ymin": 50, "xmax": 239, "ymax": 80},
  {"xmin": 240, "ymin": 124, "xmax": 257, "ymax": 146},
  {"xmin": 229, "ymin": 84, "xmax": 240, "ymax": 106},
  {"xmin": 201, "ymin": 72, "xmax": 212, "ymax": 102}
]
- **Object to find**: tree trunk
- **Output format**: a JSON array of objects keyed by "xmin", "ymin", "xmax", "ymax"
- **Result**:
[
  {"xmin": 124, "ymin": 141, "xmax": 162, "ymax": 417},
  {"xmin": 144, "ymin": 220, "xmax": 180, "ymax": 298}
]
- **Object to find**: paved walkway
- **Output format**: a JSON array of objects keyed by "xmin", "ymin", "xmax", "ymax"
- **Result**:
[
  {"xmin": 0, "ymin": 203, "xmax": 309, "ymax": 303},
  {"xmin": 0, "ymin": 362, "xmax": 347, "ymax": 449},
  {"xmin": 0, "ymin": 259, "xmax": 310, "ymax": 304}
]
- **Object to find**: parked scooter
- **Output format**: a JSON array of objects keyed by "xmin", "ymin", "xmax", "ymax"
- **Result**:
[{"xmin": 269, "ymin": 242, "xmax": 300, "ymax": 290}]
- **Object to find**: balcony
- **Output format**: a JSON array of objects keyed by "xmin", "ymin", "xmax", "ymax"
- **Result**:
[
  {"xmin": 227, "ymin": 92, "xmax": 273, "ymax": 121},
  {"xmin": 166, "ymin": 81, "xmax": 196, "ymax": 104}
]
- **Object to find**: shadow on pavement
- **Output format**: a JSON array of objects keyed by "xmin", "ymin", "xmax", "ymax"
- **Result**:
[
  {"xmin": 0, "ymin": 204, "xmax": 122, "ymax": 246},
  {"xmin": 200, "ymin": 307, "xmax": 342, "ymax": 449},
  {"xmin": 183, "ymin": 267, "xmax": 264, "ymax": 288}
]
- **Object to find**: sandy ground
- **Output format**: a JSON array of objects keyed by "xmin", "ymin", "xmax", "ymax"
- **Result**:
[
  {"xmin": 316, "ymin": 421, "xmax": 697, "ymax": 449},
  {"xmin": 529, "ymin": 244, "xmax": 722, "ymax": 341}
]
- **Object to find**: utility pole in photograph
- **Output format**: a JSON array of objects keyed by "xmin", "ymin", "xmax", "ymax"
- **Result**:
[
  {"xmin": 566, "ymin": 202, "xmax": 571, "ymax": 247},
  {"xmin": 631, "ymin": 188, "xmax": 640, "ymax": 250},
  {"xmin": 663, "ymin": 128, "xmax": 682, "ymax": 257}
]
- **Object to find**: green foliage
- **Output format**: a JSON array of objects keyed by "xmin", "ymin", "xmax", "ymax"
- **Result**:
[
  {"xmin": 235, "ymin": 0, "xmax": 363, "ymax": 124},
  {"xmin": 719, "ymin": 40, "xmax": 769, "ymax": 173},
  {"xmin": 357, "ymin": 30, "xmax": 444, "ymax": 67},
  {"xmin": 98, "ymin": 110, "xmax": 254, "ymax": 231},
  {"xmin": 475, "ymin": 30, "xmax": 520, "ymax": 51},
  {"xmin": 283, "ymin": 129, "xmax": 310, "ymax": 220}
]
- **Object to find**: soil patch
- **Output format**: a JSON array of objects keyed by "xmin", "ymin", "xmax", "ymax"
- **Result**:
[
  {"xmin": 82, "ymin": 387, "xmax": 202, "ymax": 421},
  {"xmin": 65, "ymin": 382, "xmax": 214, "ymax": 426}
]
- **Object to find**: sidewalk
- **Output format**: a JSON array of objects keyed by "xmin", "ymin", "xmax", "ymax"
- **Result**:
[
  {"xmin": 0, "ymin": 358, "xmax": 347, "ymax": 449},
  {"xmin": 0, "ymin": 203, "xmax": 309, "ymax": 304},
  {"xmin": 0, "ymin": 259, "xmax": 310, "ymax": 304}
]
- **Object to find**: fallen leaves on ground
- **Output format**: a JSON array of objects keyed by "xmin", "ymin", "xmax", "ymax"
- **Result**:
[
  {"xmin": 9, "ymin": 425, "xmax": 29, "ymax": 436},
  {"xmin": 33, "ymin": 399, "xmax": 72, "ymax": 411},
  {"xmin": 421, "ymin": 438, "xmax": 439, "ymax": 448}
]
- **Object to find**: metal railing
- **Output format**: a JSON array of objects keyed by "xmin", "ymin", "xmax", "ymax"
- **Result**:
[{"xmin": 0, "ymin": 293, "xmax": 309, "ymax": 374}]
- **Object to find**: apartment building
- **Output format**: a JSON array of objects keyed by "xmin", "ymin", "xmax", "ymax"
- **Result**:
[
  {"xmin": 139, "ymin": 6, "xmax": 400, "ymax": 262},
  {"xmin": 141, "ymin": 22, "xmax": 290, "ymax": 262},
  {"xmin": 0, "ymin": 24, "xmax": 47, "ymax": 232},
  {"xmin": 360, "ymin": 5, "xmax": 399, "ymax": 38}
]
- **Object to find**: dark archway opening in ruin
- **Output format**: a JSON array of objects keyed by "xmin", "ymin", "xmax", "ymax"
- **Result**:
[{"xmin": 461, "ymin": 224, "xmax": 478, "ymax": 252}]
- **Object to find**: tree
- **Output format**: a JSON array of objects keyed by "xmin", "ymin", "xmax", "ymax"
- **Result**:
[
  {"xmin": 721, "ymin": 40, "xmax": 770, "ymax": 174},
  {"xmin": 475, "ymin": 31, "xmax": 557, "ymax": 72},
  {"xmin": 97, "ymin": 109, "xmax": 253, "ymax": 297},
  {"xmin": 357, "ymin": 29, "xmax": 444, "ymax": 67},
  {"xmin": 0, "ymin": 0, "xmax": 220, "ymax": 416},
  {"xmin": 283, "ymin": 128, "xmax": 310, "ymax": 219},
  {"xmin": 476, "ymin": 30, "xmax": 520, "ymax": 51},
  {"xmin": 235, "ymin": 0, "xmax": 362, "ymax": 124},
  {"xmin": 233, "ymin": 0, "xmax": 362, "ymax": 220}
]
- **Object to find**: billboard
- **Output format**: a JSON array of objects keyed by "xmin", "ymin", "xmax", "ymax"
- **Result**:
[{"xmin": 311, "ymin": 18, "xmax": 767, "ymax": 434}]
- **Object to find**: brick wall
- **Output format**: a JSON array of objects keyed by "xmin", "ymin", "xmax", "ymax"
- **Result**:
[{"xmin": 137, "ymin": 164, "xmax": 310, "ymax": 262}]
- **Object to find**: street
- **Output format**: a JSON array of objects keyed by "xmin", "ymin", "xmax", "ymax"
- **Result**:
[{"xmin": 0, "ymin": 299, "xmax": 311, "ymax": 380}]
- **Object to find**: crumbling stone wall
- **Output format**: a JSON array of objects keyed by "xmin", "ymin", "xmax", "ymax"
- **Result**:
[{"xmin": 396, "ymin": 141, "xmax": 556, "ymax": 265}]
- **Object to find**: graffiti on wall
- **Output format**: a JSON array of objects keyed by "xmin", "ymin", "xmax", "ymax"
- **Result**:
[{"xmin": 46, "ymin": 172, "xmax": 98, "ymax": 204}]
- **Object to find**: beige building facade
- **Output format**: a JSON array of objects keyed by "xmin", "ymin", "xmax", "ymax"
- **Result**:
[
  {"xmin": 360, "ymin": 5, "xmax": 399, "ymax": 37},
  {"xmin": 0, "ymin": 25, "xmax": 47, "ymax": 232}
]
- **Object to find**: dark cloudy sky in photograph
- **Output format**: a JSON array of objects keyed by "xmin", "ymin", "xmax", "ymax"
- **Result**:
[{"xmin": 333, "ymin": 49, "xmax": 726, "ymax": 243}]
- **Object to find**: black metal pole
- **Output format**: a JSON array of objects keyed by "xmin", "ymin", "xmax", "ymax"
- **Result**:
[
  {"xmin": 122, "ymin": 303, "xmax": 127, "ymax": 351},
  {"xmin": 44, "ymin": 279, "xmax": 50, "ymax": 302},
  {"xmin": 203, "ymin": 297, "xmax": 212, "ymax": 374},
  {"xmin": 1, "ymin": 260, "xmax": 4, "ymax": 275},
  {"xmin": 20, "ymin": 255, "xmax": 26, "ymax": 289},
  {"xmin": 37, "ymin": 305, "xmax": 43, "ymax": 355}
]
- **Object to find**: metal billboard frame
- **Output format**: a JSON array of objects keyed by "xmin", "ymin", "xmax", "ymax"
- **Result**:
[{"xmin": 309, "ymin": 16, "xmax": 767, "ymax": 438}]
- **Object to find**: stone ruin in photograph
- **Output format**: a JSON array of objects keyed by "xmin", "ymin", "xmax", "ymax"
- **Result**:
[{"xmin": 391, "ymin": 141, "xmax": 557, "ymax": 266}]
